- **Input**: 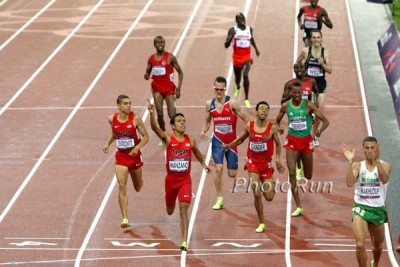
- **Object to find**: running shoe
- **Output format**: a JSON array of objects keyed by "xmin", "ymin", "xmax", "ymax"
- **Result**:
[
  {"xmin": 370, "ymin": 260, "xmax": 374, "ymax": 267},
  {"xmin": 244, "ymin": 99, "xmax": 251, "ymax": 109},
  {"xmin": 233, "ymin": 88, "xmax": 240, "ymax": 97},
  {"xmin": 212, "ymin": 199, "xmax": 224, "ymax": 210},
  {"xmin": 180, "ymin": 242, "xmax": 188, "ymax": 251},
  {"xmin": 291, "ymin": 207, "xmax": 304, "ymax": 217},
  {"xmin": 121, "ymin": 218, "xmax": 129, "ymax": 228},
  {"xmin": 313, "ymin": 136, "xmax": 320, "ymax": 147},
  {"xmin": 255, "ymin": 223, "xmax": 266, "ymax": 233},
  {"xmin": 296, "ymin": 166, "xmax": 303, "ymax": 181}
]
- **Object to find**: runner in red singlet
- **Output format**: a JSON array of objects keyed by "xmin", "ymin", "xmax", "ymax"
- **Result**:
[
  {"xmin": 144, "ymin": 36, "xmax": 183, "ymax": 133},
  {"xmin": 201, "ymin": 76, "xmax": 248, "ymax": 210},
  {"xmin": 297, "ymin": 0, "xmax": 332, "ymax": 47},
  {"xmin": 148, "ymin": 101, "xmax": 209, "ymax": 252},
  {"xmin": 224, "ymin": 101, "xmax": 285, "ymax": 233},
  {"xmin": 103, "ymin": 95, "xmax": 149, "ymax": 228}
]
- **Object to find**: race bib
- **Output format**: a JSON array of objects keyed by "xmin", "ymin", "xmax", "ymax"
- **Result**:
[
  {"xmin": 289, "ymin": 120, "xmax": 307, "ymax": 131},
  {"xmin": 249, "ymin": 141, "xmax": 267, "ymax": 152},
  {"xmin": 307, "ymin": 66, "xmax": 323, "ymax": 77},
  {"xmin": 116, "ymin": 138, "xmax": 134, "ymax": 150},
  {"xmin": 236, "ymin": 38, "xmax": 250, "ymax": 48},
  {"xmin": 152, "ymin": 66, "xmax": 166, "ymax": 76},
  {"xmin": 169, "ymin": 158, "xmax": 189, "ymax": 172},
  {"xmin": 360, "ymin": 183, "xmax": 380, "ymax": 199},
  {"xmin": 305, "ymin": 20, "xmax": 318, "ymax": 29},
  {"xmin": 302, "ymin": 93, "xmax": 309, "ymax": 99},
  {"xmin": 215, "ymin": 124, "xmax": 233, "ymax": 134}
]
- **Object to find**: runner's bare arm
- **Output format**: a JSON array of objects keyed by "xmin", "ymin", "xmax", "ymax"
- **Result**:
[
  {"xmin": 144, "ymin": 57, "xmax": 152, "ymax": 80},
  {"xmin": 224, "ymin": 27, "xmax": 235, "ymax": 48},
  {"xmin": 223, "ymin": 122, "xmax": 250, "ymax": 150},
  {"xmin": 103, "ymin": 115, "xmax": 115, "ymax": 153},
  {"xmin": 147, "ymin": 100, "xmax": 169, "ymax": 144},
  {"xmin": 190, "ymin": 136, "xmax": 210, "ymax": 172},
  {"xmin": 200, "ymin": 101, "xmax": 212, "ymax": 140},
  {"xmin": 170, "ymin": 54, "xmax": 183, "ymax": 98}
]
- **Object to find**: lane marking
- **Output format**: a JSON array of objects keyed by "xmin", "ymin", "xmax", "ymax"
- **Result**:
[
  {"xmin": 0, "ymin": 0, "xmax": 57, "ymax": 51},
  {"xmin": 0, "ymin": 0, "xmax": 9, "ymax": 7},
  {"xmin": 211, "ymin": 242, "xmax": 262, "ymax": 248},
  {"xmin": 73, "ymin": 1, "xmax": 154, "ymax": 266},
  {"xmin": 345, "ymin": 1, "xmax": 398, "ymax": 266},
  {"xmin": 0, "ymin": 0, "xmax": 107, "ymax": 223},
  {"xmin": 0, "ymin": 0, "xmax": 104, "ymax": 117},
  {"xmin": 182, "ymin": 0, "xmax": 253, "ymax": 266},
  {"xmin": 0, "ymin": 249, "xmax": 388, "ymax": 265},
  {"xmin": 285, "ymin": 1, "xmax": 300, "ymax": 266},
  {"xmin": 0, "ymin": 104, "xmax": 364, "ymax": 111}
]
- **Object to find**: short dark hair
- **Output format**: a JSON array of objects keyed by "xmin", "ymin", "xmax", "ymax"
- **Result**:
[
  {"xmin": 310, "ymin": 29, "xmax": 322, "ymax": 37},
  {"xmin": 214, "ymin": 76, "xmax": 227, "ymax": 86},
  {"xmin": 293, "ymin": 62, "xmax": 304, "ymax": 68},
  {"xmin": 256, "ymin": 101, "xmax": 270, "ymax": 111},
  {"xmin": 291, "ymin": 81, "xmax": 302, "ymax": 89},
  {"xmin": 170, "ymin": 113, "xmax": 185, "ymax": 124},
  {"xmin": 235, "ymin": 12, "xmax": 245, "ymax": 20},
  {"xmin": 117, "ymin": 94, "xmax": 129, "ymax": 104},
  {"xmin": 154, "ymin": 36, "xmax": 164, "ymax": 45},
  {"xmin": 362, "ymin": 136, "xmax": 378, "ymax": 146}
]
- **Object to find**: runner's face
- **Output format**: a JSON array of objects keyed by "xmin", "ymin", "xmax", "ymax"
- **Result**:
[
  {"xmin": 154, "ymin": 38, "xmax": 165, "ymax": 52},
  {"xmin": 363, "ymin": 141, "xmax": 378, "ymax": 160},
  {"xmin": 311, "ymin": 32, "xmax": 322, "ymax": 47},
  {"xmin": 257, "ymin": 104, "xmax": 269, "ymax": 120},
  {"xmin": 236, "ymin": 16, "xmax": 246, "ymax": 27},
  {"xmin": 213, "ymin": 82, "xmax": 226, "ymax": 99},
  {"xmin": 290, "ymin": 86, "xmax": 303, "ymax": 102},
  {"xmin": 294, "ymin": 65, "xmax": 305, "ymax": 78},
  {"xmin": 311, "ymin": 0, "xmax": 318, "ymax": 8},
  {"xmin": 118, "ymin": 98, "xmax": 131, "ymax": 113},
  {"xmin": 173, "ymin": 116, "xmax": 186, "ymax": 132}
]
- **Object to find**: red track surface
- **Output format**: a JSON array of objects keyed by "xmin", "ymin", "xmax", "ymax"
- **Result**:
[{"xmin": 0, "ymin": 0, "xmax": 393, "ymax": 266}]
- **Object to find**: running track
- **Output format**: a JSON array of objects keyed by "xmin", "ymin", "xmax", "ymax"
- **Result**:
[{"xmin": 0, "ymin": 0, "xmax": 397, "ymax": 266}]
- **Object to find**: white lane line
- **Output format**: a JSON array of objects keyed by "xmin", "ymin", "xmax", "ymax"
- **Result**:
[
  {"xmin": 0, "ymin": 0, "xmax": 9, "ymax": 7},
  {"xmin": 0, "ymin": 0, "xmax": 57, "ymax": 51},
  {"xmin": 0, "ymin": 0, "xmax": 103, "ymax": 117},
  {"xmin": 0, "ymin": 0, "xmax": 107, "ymax": 223},
  {"xmin": 1, "ymin": 104, "xmax": 364, "ymax": 111},
  {"xmin": 181, "ymin": 0, "xmax": 252, "ymax": 266},
  {"xmin": 73, "ymin": 1, "xmax": 154, "ymax": 266},
  {"xmin": 1, "ymin": 249, "xmax": 382, "ymax": 265},
  {"xmin": 345, "ymin": 1, "xmax": 398, "ymax": 266},
  {"xmin": 285, "ymin": 1, "xmax": 300, "ymax": 266}
]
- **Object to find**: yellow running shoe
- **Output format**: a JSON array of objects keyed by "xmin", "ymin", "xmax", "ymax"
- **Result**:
[
  {"xmin": 180, "ymin": 241, "xmax": 188, "ymax": 251},
  {"xmin": 120, "ymin": 218, "xmax": 129, "ymax": 228},
  {"xmin": 291, "ymin": 207, "xmax": 303, "ymax": 217},
  {"xmin": 370, "ymin": 260, "xmax": 374, "ymax": 267},
  {"xmin": 255, "ymin": 223, "xmax": 266, "ymax": 233},
  {"xmin": 244, "ymin": 99, "xmax": 251, "ymax": 108},
  {"xmin": 212, "ymin": 199, "xmax": 224, "ymax": 210},
  {"xmin": 296, "ymin": 166, "xmax": 303, "ymax": 181},
  {"xmin": 233, "ymin": 88, "xmax": 240, "ymax": 97}
]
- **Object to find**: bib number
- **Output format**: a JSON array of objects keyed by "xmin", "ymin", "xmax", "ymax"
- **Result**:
[
  {"xmin": 117, "ymin": 138, "xmax": 134, "ymax": 150},
  {"xmin": 152, "ymin": 66, "xmax": 166, "ymax": 76},
  {"xmin": 169, "ymin": 159, "xmax": 189, "ymax": 172},
  {"xmin": 236, "ymin": 39, "xmax": 250, "ymax": 48},
  {"xmin": 249, "ymin": 141, "xmax": 267, "ymax": 152},
  {"xmin": 307, "ymin": 66, "xmax": 323, "ymax": 77},
  {"xmin": 305, "ymin": 20, "xmax": 318, "ymax": 29},
  {"xmin": 289, "ymin": 120, "xmax": 307, "ymax": 131},
  {"xmin": 215, "ymin": 124, "xmax": 233, "ymax": 134}
]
